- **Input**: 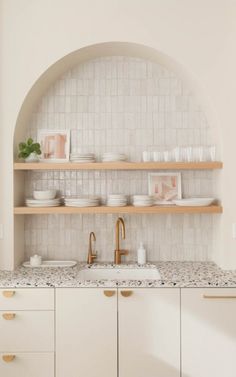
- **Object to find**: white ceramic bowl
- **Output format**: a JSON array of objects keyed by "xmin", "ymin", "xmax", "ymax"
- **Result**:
[{"xmin": 33, "ymin": 190, "xmax": 57, "ymax": 200}]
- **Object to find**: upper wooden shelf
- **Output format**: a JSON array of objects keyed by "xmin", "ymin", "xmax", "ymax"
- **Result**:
[
  {"xmin": 14, "ymin": 205, "xmax": 223, "ymax": 215},
  {"xmin": 14, "ymin": 161, "xmax": 223, "ymax": 171}
]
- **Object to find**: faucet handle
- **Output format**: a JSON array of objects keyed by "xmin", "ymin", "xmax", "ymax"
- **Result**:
[
  {"xmin": 114, "ymin": 249, "xmax": 129, "ymax": 264},
  {"xmin": 120, "ymin": 249, "xmax": 129, "ymax": 256},
  {"xmin": 87, "ymin": 251, "xmax": 97, "ymax": 264}
]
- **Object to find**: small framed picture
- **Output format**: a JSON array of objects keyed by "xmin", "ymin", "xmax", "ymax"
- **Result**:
[
  {"xmin": 37, "ymin": 129, "xmax": 70, "ymax": 163},
  {"xmin": 148, "ymin": 173, "xmax": 182, "ymax": 205}
]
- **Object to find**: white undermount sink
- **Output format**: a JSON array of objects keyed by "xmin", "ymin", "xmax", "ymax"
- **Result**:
[{"xmin": 77, "ymin": 267, "xmax": 161, "ymax": 281}]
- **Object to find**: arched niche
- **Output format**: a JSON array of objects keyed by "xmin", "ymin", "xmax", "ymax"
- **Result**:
[{"xmin": 11, "ymin": 41, "xmax": 222, "ymax": 269}]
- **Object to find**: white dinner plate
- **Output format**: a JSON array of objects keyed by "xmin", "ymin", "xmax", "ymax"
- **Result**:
[
  {"xmin": 173, "ymin": 198, "xmax": 215, "ymax": 206},
  {"xmin": 26, "ymin": 204, "xmax": 62, "ymax": 207},
  {"xmin": 133, "ymin": 203, "xmax": 154, "ymax": 207},
  {"xmin": 64, "ymin": 203, "xmax": 99, "ymax": 207},
  {"xmin": 26, "ymin": 198, "xmax": 61, "ymax": 203}
]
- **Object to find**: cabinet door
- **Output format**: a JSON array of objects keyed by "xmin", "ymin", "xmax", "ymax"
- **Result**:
[
  {"xmin": 119, "ymin": 288, "xmax": 180, "ymax": 377},
  {"xmin": 182, "ymin": 288, "xmax": 236, "ymax": 377},
  {"xmin": 0, "ymin": 311, "xmax": 54, "ymax": 352},
  {"xmin": 56, "ymin": 288, "xmax": 117, "ymax": 377},
  {"xmin": 0, "ymin": 353, "xmax": 54, "ymax": 377}
]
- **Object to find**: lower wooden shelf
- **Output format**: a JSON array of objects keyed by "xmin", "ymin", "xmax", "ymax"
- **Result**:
[{"xmin": 14, "ymin": 205, "xmax": 223, "ymax": 215}]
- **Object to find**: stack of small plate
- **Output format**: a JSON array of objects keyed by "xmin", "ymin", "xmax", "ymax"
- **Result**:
[
  {"xmin": 25, "ymin": 198, "xmax": 62, "ymax": 207},
  {"xmin": 107, "ymin": 195, "xmax": 128, "ymax": 207},
  {"xmin": 132, "ymin": 195, "xmax": 154, "ymax": 207},
  {"xmin": 64, "ymin": 196, "xmax": 100, "ymax": 207},
  {"xmin": 101, "ymin": 153, "xmax": 127, "ymax": 162},
  {"xmin": 70, "ymin": 153, "xmax": 95, "ymax": 163}
]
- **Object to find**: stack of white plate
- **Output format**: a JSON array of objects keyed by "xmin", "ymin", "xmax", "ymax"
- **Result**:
[
  {"xmin": 64, "ymin": 196, "xmax": 100, "ymax": 207},
  {"xmin": 25, "ymin": 198, "xmax": 62, "ymax": 207},
  {"xmin": 101, "ymin": 153, "xmax": 127, "ymax": 162},
  {"xmin": 107, "ymin": 195, "xmax": 128, "ymax": 207},
  {"xmin": 132, "ymin": 195, "xmax": 154, "ymax": 207},
  {"xmin": 70, "ymin": 153, "xmax": 95, "ymax": 163}
]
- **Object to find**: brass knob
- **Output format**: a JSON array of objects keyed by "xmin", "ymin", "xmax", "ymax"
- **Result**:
[
  {"xmin": 2, "ymin": 355, "xmax": 15, "ymax": 363},
  {"xmin": 103, "ymin": 290, "xmax": 116, "ymax": 297},
  {"xmin": 2, "ymin": 313, "xmax": 16, "ymax": 320},
  {"xmin": 120, "ymin": 290, "xmax": 133, "ymax": 297},
  {"xmin": 2, "ymin": 291, "xmax": 15, "ymax": 298}
]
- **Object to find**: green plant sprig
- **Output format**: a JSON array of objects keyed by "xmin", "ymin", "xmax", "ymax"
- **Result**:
[{"xmin": 18, "ymin": 138, "xmax": 41, "ymax": 159}]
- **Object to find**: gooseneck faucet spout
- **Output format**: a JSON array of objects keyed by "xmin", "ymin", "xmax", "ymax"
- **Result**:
[
  {"xmin": 87, "ymin": 232, "xmax": 97, "ymax": 264},
  {"xmin": 114, "ymin": 217, "xmax": 128, "ymax": 264}
]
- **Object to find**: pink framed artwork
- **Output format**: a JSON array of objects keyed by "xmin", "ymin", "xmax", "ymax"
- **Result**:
[
  {"xmin": 148, "ymin": 173, "xmax": 182, "ymax": 205},
  {"xmin": 37, "ymin": 130, "xmax": 70, "ymax": 163}
]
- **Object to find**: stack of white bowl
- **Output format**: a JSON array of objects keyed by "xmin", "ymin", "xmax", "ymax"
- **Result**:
[
  {"xmin": 64, "ymin": 196, "xmax": 100, "ymax": 207},
  {"xmin": 26, "ymin": 190, "xmax": 61, "ymax": 207},
  {"xmin": 106, "ymin": 194, "xmax": 128, "ymax": 207},
  {"xmin": 101, "ymin": 153, "xmax": 127, "ymax": 162},
  {"xmin": 132, "ymin": 195, "xmax": 154, "ymax": 207},
  {"xmin": 70, "ymin": 152, "xmax": 95, "ymax": 163}
]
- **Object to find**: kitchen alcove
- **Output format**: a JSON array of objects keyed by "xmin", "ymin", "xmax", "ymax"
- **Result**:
[{"xmin": 13, "ymin": 42, "xmax": 222, "ymax": 269}]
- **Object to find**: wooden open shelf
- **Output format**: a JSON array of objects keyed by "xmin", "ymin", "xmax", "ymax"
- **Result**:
[
  {"xmin": 14, "ymin": 161, "xmax": 223, "ymax": 171},
  {"xmin": 14, "ymin": 205, "xmax": 223, "ymax": 215}
]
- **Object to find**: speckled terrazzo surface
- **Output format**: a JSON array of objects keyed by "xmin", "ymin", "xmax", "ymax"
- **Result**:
[{"xmin": 1, "ymin": 262, "xmax": 236, "ymax": 288}]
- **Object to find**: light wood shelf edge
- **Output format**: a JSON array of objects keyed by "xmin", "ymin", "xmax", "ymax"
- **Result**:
[
  {"xmin": 14, "ymin": 205, "xmax": 223, "ymax": 215},
  {"xmin": 13, "ymin": 161, "xmax": 223, "ymax": 171}
]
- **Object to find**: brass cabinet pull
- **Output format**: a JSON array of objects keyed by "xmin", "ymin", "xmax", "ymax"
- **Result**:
[
  {"xmin": 2, "ymin": 291, "xmax": 15, "ymax": 298},
  {"xmin": 120, "ymin": 290, "xmax": 133, "ymax": 297},
  {"xmin": 2, "ymin": 313, "xmax": 16, "ymax": 320},
  {"xmin": 103, "ymin": 290, "xmax": 116, "ymax": 297},
  {"xmin": 203, "ymin": 295, "xmax": 236, "ymax": 299},
  {"xmin": 2, "ymin": 355, "xmax": 15, "ymax": 363}
]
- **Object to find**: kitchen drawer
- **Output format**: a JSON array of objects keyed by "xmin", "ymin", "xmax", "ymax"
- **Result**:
[
  {"xmin": 0, "ymin": 352, "xmax": 54, "ymax": 377},
  {"xmin": 0, "ymin": 311, "xmax": 54, "ymax": 352},
  {"xmin": 0, "ymin": 288, "xmax": 54, "ymax": 310}
]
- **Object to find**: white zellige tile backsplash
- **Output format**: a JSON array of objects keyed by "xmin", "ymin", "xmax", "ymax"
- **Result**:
[{"xmin": 25, "ymin": 56, "xmax": 217, "ymax": 262}]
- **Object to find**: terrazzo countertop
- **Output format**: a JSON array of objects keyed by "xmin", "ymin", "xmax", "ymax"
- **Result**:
[{"xmin": 1, "ymin": 262, "xmax": 236, "ymax": 288}]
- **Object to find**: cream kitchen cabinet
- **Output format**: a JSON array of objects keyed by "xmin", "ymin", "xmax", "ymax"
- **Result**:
[
  {"xmin": 181, "ymin": 288, "xmax": 236, "ymax": 377},
  {"xmin": 56, "ymin": 288, "xmax": 180, "ymax": 377},
  {"xmin": 0, "ymin": 288, "xmax": 54, "ymax": 377},
  {"xmin": 56, "ymin": 288, "xmax": 117, "ymax": 377},
  {"xmin": 119, "ymin": 288, "xmax": 180, "ymax": 377}
]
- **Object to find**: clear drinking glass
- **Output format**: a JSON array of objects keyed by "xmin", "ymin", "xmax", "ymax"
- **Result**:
[
  {"xmin": 208, "ymin": 145, "xmax": 216, "ymax": 161},
  {"xmin": 142, "ymin": 151, "xmax": 152, "ymax": 162},
  {"xmin": 173, "ymin": 147, "xmax": 182, "ymax": 162},
  {"xmin": 193, "ymin": 146, "xmax": 204, "ymax": 162},
  {"xmin": 153, "ymin": 151, "xmax": 163, "ymax": 162},
  {"xmin": 183, "ymin": 147, "xmax": 193, "ymax": 162},
  {"xmin": 163, "ymin": 150, "xmax": 173, "ymax": 162}
]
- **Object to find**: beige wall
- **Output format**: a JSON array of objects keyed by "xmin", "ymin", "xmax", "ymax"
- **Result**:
[{"xmin": 0, "ymin": 0, "xmax": 236, "ymax": 269}]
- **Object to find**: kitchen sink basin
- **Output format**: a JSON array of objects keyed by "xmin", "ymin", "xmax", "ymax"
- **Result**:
[{"xmin": 77, "ymin": 267, "xmax": 161, "ymax": 281}]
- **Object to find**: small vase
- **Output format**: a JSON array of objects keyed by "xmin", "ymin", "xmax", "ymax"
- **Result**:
[{"xmin": 24, "ymin": 152, "xmax": 39, "ymax": 163}]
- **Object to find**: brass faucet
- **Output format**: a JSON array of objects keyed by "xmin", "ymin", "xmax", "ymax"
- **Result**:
[
  {"xmin": 87, "ymin": 232, "xmax": 97, "ymax": 264},
  {"xmin": 114, "ymin": 217, "xmax": 128, "ymax": 264}
]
